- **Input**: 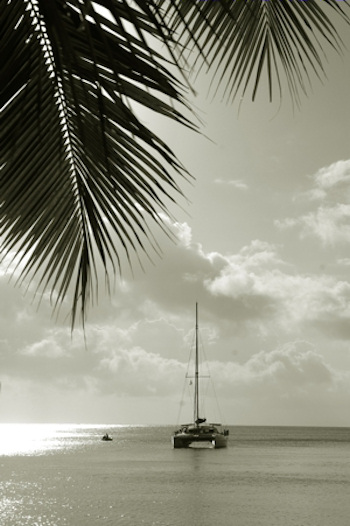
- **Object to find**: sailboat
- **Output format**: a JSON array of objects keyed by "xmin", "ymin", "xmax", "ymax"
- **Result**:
[{"xmin": 172, "ymin": 303, "xmax": 229, "ymax": 449}]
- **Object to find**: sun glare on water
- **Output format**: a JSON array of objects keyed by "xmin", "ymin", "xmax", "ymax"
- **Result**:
[{"xmin": 0, "ymin": 424, "xmax": 89, "ymax": 456}]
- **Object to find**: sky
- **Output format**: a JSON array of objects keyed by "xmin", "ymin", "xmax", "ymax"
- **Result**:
[{"xmin": 2, "ymin": 9, "xmax": 350, "ymax": 426}]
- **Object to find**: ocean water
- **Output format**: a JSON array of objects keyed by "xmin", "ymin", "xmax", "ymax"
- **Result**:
[{"xmin": 0, "ymin": 425, "xmax": 349, "ymax": 526}]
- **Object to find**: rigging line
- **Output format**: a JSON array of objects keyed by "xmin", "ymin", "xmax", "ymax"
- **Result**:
[
  {"xmin": 199, "ymin": 332, "xmax": 227, "ymax": 426},
  {"xmin": 175, "ymin": 375, "xmax": 188, "ymax": 426},
  {"xmin": 176, "ymin": 327, "xmax": 196, "ymax": 425},
  {"xmin": 210, "ymin": 377, "xmax": 226, "ymax": 426}
]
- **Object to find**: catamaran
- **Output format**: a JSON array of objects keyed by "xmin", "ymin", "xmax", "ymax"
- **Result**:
[{"xmin": 172, "ymin": 303, "xmax": 229, "ymax": 448}]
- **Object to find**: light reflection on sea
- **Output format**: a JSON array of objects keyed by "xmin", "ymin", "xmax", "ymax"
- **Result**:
[
  {"xmin": 0, "ymin": 423, "xmax": 123, "ymax": 456},
  {"xmin": 0, "ymin": 425, "xmax": 349, "ymax": 526}
]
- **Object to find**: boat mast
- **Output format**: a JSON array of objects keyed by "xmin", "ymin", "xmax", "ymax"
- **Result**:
[{"xmin": 195, "ymin": 302, "xmax": 199, "ymax": 425}]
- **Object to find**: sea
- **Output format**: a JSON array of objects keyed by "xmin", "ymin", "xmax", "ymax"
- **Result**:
[{"xmin": 0, "ymin": 424, "xmax": 349, "ymax": 526}]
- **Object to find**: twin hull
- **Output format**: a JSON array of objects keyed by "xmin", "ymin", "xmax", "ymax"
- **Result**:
[{"xmin": 172, "ymin": 425, "xmax": 228, "ymax": 449}]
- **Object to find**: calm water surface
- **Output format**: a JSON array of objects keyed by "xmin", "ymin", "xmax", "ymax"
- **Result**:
[{"xmin": 0, "ymin": 425, "xmax": 349, "ymax": 525}]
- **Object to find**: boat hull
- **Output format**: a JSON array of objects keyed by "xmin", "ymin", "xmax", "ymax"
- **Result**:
[
  {"xmin": 173, "ymin": 434, "xmax": 227, "ymax": 449},
  {"xmin": 172, "ymin": 425, "xmax": 228, "ymax": 449}
]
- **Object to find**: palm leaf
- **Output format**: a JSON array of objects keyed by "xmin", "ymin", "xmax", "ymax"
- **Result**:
[
  {"xmin": 156, "ymin": 0, "xmax": 350, "ymax": 105},
  {"xmin": 1, "ymin": 0, "xmax": 349, "ymax": 326},
  {"xmin": 1, "ymin": 0, "xmax": 192, "ymax": 326}
]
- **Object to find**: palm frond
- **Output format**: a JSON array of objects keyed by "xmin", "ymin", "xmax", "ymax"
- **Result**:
[
  {"xmin": 155, "ymin": 0, "xmax": 350, "ymax": 105},
  {"xmin": 1, "ymin": 0, "xmax": 349, "ymax": 326},
  {"xmin": 1, "ymin": 0, "xmax": 192, "ymax": 326}
]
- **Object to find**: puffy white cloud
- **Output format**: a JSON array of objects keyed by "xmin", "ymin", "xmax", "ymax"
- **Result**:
[
  {"xmin": 194, "ymin": 237, "xmax": 350, "ymax": 338},
  {"xmin": 98, "ymin": 346, "xmax": 185, "ymax": 397},
  {"xmin": 218, "ymin": 342, "xmax": 334, "ymax": 392},
  {"xmin": 1, "ymin": 216, "xmax": 350, "ymax": 424},
  {"xmin": 300, "ymin": 204, "xmax": 350, "ymax": 245},
  {"xmin": 205, "ymin": 240, "xmax": 284, "ymax": 300},
  {"xmin": 278, "ymin": 203, "xmax": 350, "ymax": 245},
  {"xmin": 276, "ymin": 160, "xmax": 350, "ymax": 245},
  {"xmin": 207, "ymin": 342, "xmax": 350, "ymax": 426},
  {"xmin": 21, "ymin": 339, "xmax": 68, "ymax": 358},
  {"xmin": 3, "ymin": 325, "xmax": 350, "ymax": 425},
  {"xmin": 2, "ymin": 218, "xmax": 350, "ymax": 361},
  {"xmin": 313, "ymin": 160, "xmax": 350, "ymax": 194}
]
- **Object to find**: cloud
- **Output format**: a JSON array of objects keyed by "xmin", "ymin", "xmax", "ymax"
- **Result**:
[
  {"xmin": 21, "ymin": 339, "xmax": 68, "ymax": 358},
  {"xmin": 313, "ymin": 160, "xmax": 350, "ymax": 196},
  {"xmin": 208, "ymin": 342, "xmax": 337, "ymax": 400},
  {"xmin": 205, "ymin": 240, "xmax": 285, "ymax": 300},
  {"xmin": 300, "ymin": 204, "xmax": 350, "ymax": 245},
  {"xmin": 276, "ymin": 160, "xmax": 350, "ymax": 245},
  {"xmin": 274, "ymin": 217, "xmax": 298, "ymax": 230},
  {"xmin": 98, "ymin": 346, "xmax": 185, "ymax": 397},
  {"xmin": 337, "ymin": 257, "xmax": 350, "ymax": 267},
  {"xmin": 214, "ymin": 178, "xmax": 249, "ymax": 190},
  {"xmin": 2, "ymin": 218, "xmax": 350, "ymax": 424},
  {"xmin": 192, "ymin": 237, "xmax": 350, "ymax": 339},
  {"xmin": 277, "ymin": 204, "xmax": 350, "ymax": 245},
  {"xmin": 3, "ymin": 321, "xmax": 350, "ymax": 425},
  {"xmin": 2, "ymin": 217, "xmax": 350, "ymax": 365},
  {"xmin": 207, "ymin": 341, "xmax": 350, "ymax": 426}
]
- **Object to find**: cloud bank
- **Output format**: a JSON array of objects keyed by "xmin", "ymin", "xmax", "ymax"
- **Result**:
[{"xmin": 1, "ymin": 214, "xmax": 350, "ymax": 425}]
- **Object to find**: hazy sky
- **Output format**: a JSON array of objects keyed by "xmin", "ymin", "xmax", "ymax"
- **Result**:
[{"xmin": 2, "ymin": 12, "xmax": 350, "ymax": 426}]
